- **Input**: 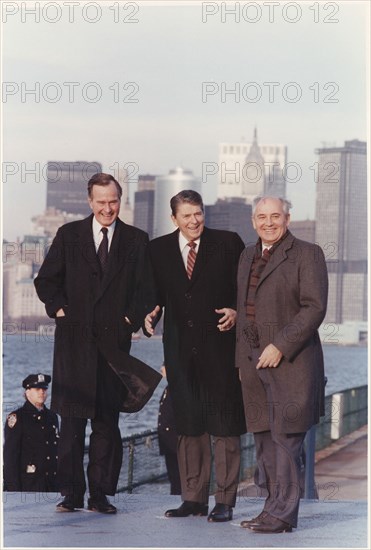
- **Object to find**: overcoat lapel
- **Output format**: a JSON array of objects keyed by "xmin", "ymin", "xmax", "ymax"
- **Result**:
[
  {"xmin": 77, "ymin": 214, "xmax": 101, "ymax": 274},
  {"xmin": 168, "ymin": 230, "xmax": 191, "ymax": 285},
  {"xmin": 188, "ymin": 227, "xmax": 218, "ymax": 285},
  {"xmin": 257, "ymin": 231, "xmax": 295, "ymax": 288},
  {"xmin": 99, "ymin": 219, "xmax": 128, "ymax": 295}
]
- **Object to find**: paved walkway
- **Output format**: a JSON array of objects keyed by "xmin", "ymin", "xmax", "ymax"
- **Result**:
[{"xmin": 2, "ymin": 426, "xmax": 369, "ymax": 549}]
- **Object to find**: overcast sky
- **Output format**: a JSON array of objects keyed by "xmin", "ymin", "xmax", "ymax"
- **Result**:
[{"xmin": 2, "ymin": 0, "xmax": 368, "ymax": 241}]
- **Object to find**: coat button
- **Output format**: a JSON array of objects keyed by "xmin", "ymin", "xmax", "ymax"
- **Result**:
[
  {"xmin": 187, "ymin": 320, "xmax": 194, "ymax": 327},
  {"xmin": 192, "ymin": 347, "xmax": 197, "ymax": 354},
  {"xmin": 185, "ymin": 292, "xmax": 191, "ymax": 299}
]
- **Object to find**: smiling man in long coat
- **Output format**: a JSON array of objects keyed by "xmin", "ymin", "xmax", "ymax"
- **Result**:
[
  {"xmin": 34, "ymin": 173, "xmax": 160, "ymax": 514},
  {"xmin": 236, "ymin": 196, "xmax": 328, "ymax": 533},
  {"xmin": 145, "ymin": 190, "xmax": 246, "ymax": 523}
]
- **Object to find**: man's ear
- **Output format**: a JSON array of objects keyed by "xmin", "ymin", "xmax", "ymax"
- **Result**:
[{"xmin": 171, "ymin": 214, "xmax": 178, "ymax": 228}]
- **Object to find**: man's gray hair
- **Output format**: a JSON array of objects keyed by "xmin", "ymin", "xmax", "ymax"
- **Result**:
[{"xmin": 252, "ymin": 196, "xmax": 292, "ymax": 216}]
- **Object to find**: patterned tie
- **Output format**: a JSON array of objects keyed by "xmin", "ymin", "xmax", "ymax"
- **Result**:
[
  {"xmin": 97, "ymin": 227, "xmax": 109, "ymax": 275},
  {"xmin": 186, "ymin": 241, "xmax": 197, "ymax": 279}
]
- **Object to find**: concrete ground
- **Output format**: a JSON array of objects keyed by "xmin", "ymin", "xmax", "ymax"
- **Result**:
[{"xmin": 2, "ymin": 426, "xmax": 369, "ymax": 549}]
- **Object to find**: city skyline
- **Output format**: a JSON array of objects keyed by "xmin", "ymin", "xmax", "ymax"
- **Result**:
[{"xmin": 2, "ymin": 0, "xmax": 368, "ymax": 241}]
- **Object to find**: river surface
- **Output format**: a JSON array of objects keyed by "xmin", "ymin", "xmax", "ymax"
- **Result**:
[{"xmin": 2, "ymin": 333, "xmax": 368, "ymax": 436}]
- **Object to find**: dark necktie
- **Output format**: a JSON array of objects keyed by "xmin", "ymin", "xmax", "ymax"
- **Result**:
[
  {"xmin": 97, "ymin": 227, "xmax": 109, "ymax": 275},
  {"xmin": 186, "ymin": 241, "xmax": 197, "ymax": 279}
]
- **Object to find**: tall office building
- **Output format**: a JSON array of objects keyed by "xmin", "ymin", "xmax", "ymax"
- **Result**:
[
  {"xmin": 46, "ymin": 160, "xmax": 102, "ymax": 216},
  {"xmin": 133, "ymin": 175, "xmax": 156, "ymax": 238},
  {"xmin": 137, "ymin": 174, "xmax": 156, "ymax": 192},
  {"xmin": 205, "ymin": 198, "xmax": 255, "ymax": 245},
  {"xmin": 289, "ymin": 220, "xmax": 316, "ymax": 244},
  {"xmin": 315, "ymin": 139, "xmax": 367, "ymax": 323},
  {"xmin": 218, "ymin": 129, "xmax": 287, "ymax": 202},
  {"xmin": 117, "ymin": 166, "xmax": 134, "ymax": 226},
  {"xmin": 153, "ymin": 167, "xmax": 201, "ymax": 238}
]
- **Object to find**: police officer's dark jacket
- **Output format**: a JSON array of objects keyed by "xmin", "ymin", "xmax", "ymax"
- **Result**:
[{"xmin": 3, "ymin": 399, "xmax": 59, "ymax": 492}]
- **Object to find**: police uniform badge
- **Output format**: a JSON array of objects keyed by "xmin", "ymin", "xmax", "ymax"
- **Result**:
[
  {"xmin": 26, "ymin": 464, "xmax": 37, "ymax": 473},
  {"xmin": 7, "ymin": 413, "xmax": 17, "ymax": 428}
]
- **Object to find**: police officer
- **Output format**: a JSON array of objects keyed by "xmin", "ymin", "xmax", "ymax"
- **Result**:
[{"xmin": 3, "ymin": 373, "xmax": 59, "ymax": 492}]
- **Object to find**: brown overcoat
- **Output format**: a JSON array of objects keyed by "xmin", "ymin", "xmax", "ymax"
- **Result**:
[{"xmin": 235, "ymin": 231, "xmax": 328, "ymax": 434}]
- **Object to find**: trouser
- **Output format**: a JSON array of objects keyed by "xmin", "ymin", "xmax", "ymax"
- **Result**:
[
  {"xmin": 57, "ymin": 355, "xmax": 124, "ymax": 499},
  {"xmin": 254, "ymin": 368, "xmax": 306, "ymax": 527},
  {"xmin": 177, "ymin": 433, "xmax": 241, "ymax": 506},
  {"xmin": 254, "ymin": 430, "xmax": 306, "ymax": 527}
]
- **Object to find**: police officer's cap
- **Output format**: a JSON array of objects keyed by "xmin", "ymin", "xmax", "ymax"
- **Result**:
[{"xmin": 22, "ymin": 373, "xmax": 51, "ymax": 390}]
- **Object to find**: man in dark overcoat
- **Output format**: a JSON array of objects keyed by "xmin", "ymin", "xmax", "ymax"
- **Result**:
[
  {"xmin": 235, "ymin": 196, "xmax": 328, "ymax": 533},
  {"xmin": 34, "ymin": 173, "xmax": 160, "ymax": 514},
  {"xmin": 145, "ymin": 190, "xmax": 246, "ymax": 523},
  {"xmin": 3, "ymin": 373, "xmax": 59, "ymax": 492}
]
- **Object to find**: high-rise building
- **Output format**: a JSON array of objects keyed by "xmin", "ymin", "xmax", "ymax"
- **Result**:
[
  {"xmin": 315, "ymin": 139, "xmax": 367, "ymax": 323},
  {"xmin": 46, "ymin": 161, "xmax": 102, "ymax": 216},
  {"xmin": 133, "ymin": 175, "xmax": 156, "ymax": 238},
  {"xmin": 218, "ymin": 129, "xmax": 287, "ymax": 202},
  {"xmin": 31, "ymin": 208, "xmax": 84, "ymax": 238},
  {"xmin": 117, "ymin": 167, "xmax": 134, "ymax": 226},
  {"xmin": 289, "ymin": 220, "xmax": 316, "ymax": 244},
  {"xmin": 134, "ymin": 190, "xmax": 155, "ymax": 239},
  {"xmin": 137, "ymin": 174, "xmax": 156, "ymax": 192},
  {"xmin": 153, "ymin": 167, "xmax": 201, "ymax": 238},
  {"xmin": 205, "ymin": 198, "xmax": 255, "ymax": 245}
]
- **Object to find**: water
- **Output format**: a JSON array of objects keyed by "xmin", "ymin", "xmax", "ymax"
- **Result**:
[{"xmin": 2, "ymin": 332, "xmax": 368, "ymax": 436}]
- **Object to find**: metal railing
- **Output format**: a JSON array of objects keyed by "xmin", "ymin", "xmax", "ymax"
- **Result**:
[{"xmin": 84, "ymin": 385, "xmax": 367, "ymax": 494}]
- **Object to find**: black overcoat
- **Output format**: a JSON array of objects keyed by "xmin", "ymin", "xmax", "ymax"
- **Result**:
[
  {"xmin": 34, "ymin": 215, "xmax": 160, "ymax": 418},
  {"xmin": 147, "ymin": 227, "xmax": 246, "ymax": 437},
  {"xmin": 235, "ymin": 232, "xmax": 329, "ymax": 434},
  {"xmin": 3, "ymin": 400, "xmax": 59, "ymax": 492}
]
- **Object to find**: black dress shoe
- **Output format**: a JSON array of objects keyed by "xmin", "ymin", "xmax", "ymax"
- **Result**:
[
  {"xmin": 165, "ymin": 501, "xmax": 208, "ymax": 518},
  {"xmin": 249, "ymin": 513, "xmax": 292, "ymax": 533},
  {"xmin": 207, "ymin": 503, "xmax": 233, "ymax": 522},
  {"xmin": 56, "ymin": 496, "xmax": 84, "ymax": 512},
  {"xmin": 88, "ymin": 495, "xmax": 117, "ymax": 514},
  {"xmin": 240, "ymin": 510, "xmax": 269, "ymax": 528}
]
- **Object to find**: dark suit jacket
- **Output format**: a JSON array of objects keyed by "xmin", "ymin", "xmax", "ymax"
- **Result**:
[
  {"xmin": 147, "ymin": 227, "xmax": 246, "ymax": 437},
  {"xmin": 34, "ymin": 215, "xmax": 160, "ymax": 418},
  {"xmin": 235, "ymin": 231, "xmax": 328, "ymax": 434}
]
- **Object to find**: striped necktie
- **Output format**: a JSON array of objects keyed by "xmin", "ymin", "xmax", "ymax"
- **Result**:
[{"xmin": 186, "ymin": 241, "xmax": 197, "ymax": 279}]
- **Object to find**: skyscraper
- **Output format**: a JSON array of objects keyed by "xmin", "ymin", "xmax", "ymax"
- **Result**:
[
  {"xmin": 205, "ymin": 198, "xmax": 255, "ymax": 245},
  {"xmin": 134, "ymin": 175, "xmax": 156, "ymax": 239},
  {"xmin": 46, "ymin": 161, "xmax": 102, "ymax": 216},
  {"xmin": 315, "ymin": 139, "xmax": 367, "ymax": 323},
  {"xmin": 218, "ymin": 129, "xmax": 287, "ymax": 202}
]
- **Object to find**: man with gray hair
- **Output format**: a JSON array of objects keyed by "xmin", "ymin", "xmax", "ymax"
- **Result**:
[{"xmin": 235, "ymin": 196, "xmax": 328, "ymax": 533}]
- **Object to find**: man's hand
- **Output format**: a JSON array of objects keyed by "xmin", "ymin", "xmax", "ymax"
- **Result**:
[
  {"xmin": 256, "ymin": 343, "xmax": 283, "ymax": 369},
  {"xmin": 56, "ymin": 308, "xmax": 65, "ymax": 318},
  {"xmin": 144, "ymin": 305, "xmax": 161, "ymax": 336},
  {"xmin": 216, "ymin": 308, "xmax": 236, "ymax": 332}
]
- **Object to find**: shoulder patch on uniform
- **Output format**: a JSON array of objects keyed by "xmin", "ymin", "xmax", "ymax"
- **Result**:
[{"xmin": 7, "ymin": 413, "xmax": 17, "ymax": 428}]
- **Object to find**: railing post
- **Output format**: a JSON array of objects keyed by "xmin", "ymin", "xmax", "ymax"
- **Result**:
[
  {"xmin": 304, "ymin": 425, "xmax": 317, "ymax": 499},
  {"xmin": 127, "ymin": 440, "xmax": 135, "ymax": 494}
]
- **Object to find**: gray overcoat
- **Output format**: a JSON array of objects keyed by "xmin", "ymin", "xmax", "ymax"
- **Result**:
[{"xmin": 235, "ymin": 231, "xmax": 328, "ymax": 434}]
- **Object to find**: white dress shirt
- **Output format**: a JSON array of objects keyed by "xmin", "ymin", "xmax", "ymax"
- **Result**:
[
  {"xmin": 178, "ymin": 232, "xmax": 200, "ymax": 269},
  {"xmin": 92, "ymin": 217, "xmax": 116, "ymax": 252}
]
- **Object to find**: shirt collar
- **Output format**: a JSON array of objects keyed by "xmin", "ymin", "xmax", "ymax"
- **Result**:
[
  {"xmin": 92, "ymin": 216, "xmax": 116, "ymax": 243},
  {"xmin": 178, "ymin": 231, "xmax": 200, "ymax": 252}
]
